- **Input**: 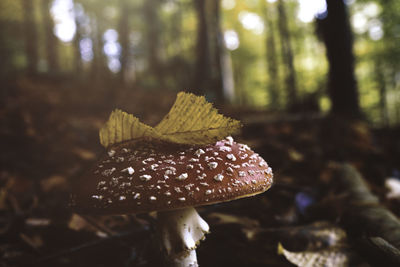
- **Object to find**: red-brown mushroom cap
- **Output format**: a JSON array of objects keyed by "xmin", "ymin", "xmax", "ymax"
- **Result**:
[{"xmin": 70, "ymin": 137, "xmax": 273, "ymax": 214}]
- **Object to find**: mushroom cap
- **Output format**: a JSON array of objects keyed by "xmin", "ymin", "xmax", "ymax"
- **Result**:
[{"xmin": 70, "ymin": 137, "xmax": 273, "ymax": 214}]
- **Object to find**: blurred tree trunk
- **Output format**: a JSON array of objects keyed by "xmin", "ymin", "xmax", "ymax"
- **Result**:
[
  {"xmin": 22, "ymin": 0, "xmax": 38, "ymax": 75},
  {"xmin": 171, "ymin": 1, "xmax": 183, "ymax": 55},
  {"xmin": 277, "ymin": 0, "xmax": 297, "ymax": 108},
  {"xmin": 193, "ymin": 0, "xmax": 210, "ymax": 95},
  {"xmin": 264, "ymin": 2, "xmax": 280, "ymax": 109},
  {"xmin": 168, "ymin": 1, "xmax": 188, "ymax": 89},
  {"xmin": 73, "ymin": 11, "xmax": 83, "ymax": 76},
  {"xmin": 143, "ymin": 0, "xmax": 164, "ymax": 84},
  {"xmin": 41, "ymin": 0, "xmax": 59, "ymax": 73},
  {"xmin": 209, "ymin": 0, "xmax": 226, "ymax": 103},
  {"xmin": 118, "ymin": 0, "xmax": 130, "ymax": 85},
  {"xmin": 376, "ymin": 59, "xmax": 388, "ymax": 126},
  {"xmin": 220, "ymin": 50, "xmax": 235, "ymax": 104},
  {"xmin": 90, "ymin": 14, "xmax": 107, "ymax": 80},
  {"xmin": 317, "ymin": 0, "xmax": 360, "ymax": 117}
]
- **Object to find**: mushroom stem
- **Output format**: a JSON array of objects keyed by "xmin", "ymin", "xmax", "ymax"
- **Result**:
[{"xmin": 157, "ymin": 207, "xmax": 210, "ymax": 267}]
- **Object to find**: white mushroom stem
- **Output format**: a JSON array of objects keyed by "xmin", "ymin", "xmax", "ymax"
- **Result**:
[{"xmin": 157, "ymin": 207, "xmax": 210, "ymax": 267}]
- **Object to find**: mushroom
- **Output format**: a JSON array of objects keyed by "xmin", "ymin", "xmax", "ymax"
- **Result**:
[{"xmin": 70, "ymin": 136, "xmax": 273, "ymax": 266}]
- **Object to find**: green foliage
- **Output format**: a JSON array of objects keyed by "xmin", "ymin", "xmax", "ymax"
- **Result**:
[
  {"xmin": 0, "ymin": 0, "xmax": 23, "ymax": 22},
  {"xmin": 350, "ymin": 0, "xmax": 400, "ymax": 125},
  {"xmin": 0, "ymin": 0, "xmax": 25, "ymax": 78}
]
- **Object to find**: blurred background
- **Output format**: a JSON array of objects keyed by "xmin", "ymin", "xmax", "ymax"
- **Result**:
[{"xmin": 1, "ymin": 0, "xmax": 399, "ymax": 124}]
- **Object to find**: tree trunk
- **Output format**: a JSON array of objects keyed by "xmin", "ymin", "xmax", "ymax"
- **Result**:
[
  {"xmin": 277, "ymin": 0, "xmax": 297, "ymax": 108},
  {"xmin": 167, "ymin": 1, "xmax": 188, "ymax": 90},
  {"xmin": 170, "ymin": 1, "xmax": 183, "ymax": 55},
  {"xmin": 375, "ymin": 59, "xmax": 388, "ymax": 126},
  {"xmin": 90, "ymin": 13, "xmax": 107, "ymax": 80},
  {"xmin": 73, "ymin": 7, "xmax": 83, "ymax": 77},
  {"xmin": 143, "ymin": 0, "xmax": 164, "ymax": 84},
  {"xmin": 118, "ymin": 0, "xmax": 130, "ymax": 85},
  {"xmin": 41, "ymin": 0, "xmax": 59, "ymax": 73},
  {"xmin": 264, "ymin": 2, "xmax": 280, "ymax": 109},
  {"xmin": 209, "ymin": 0, "xmax": 226, "ymax": 103},
  {"xmin": 219, "ymin": 47, "xmax": 235, "ymax": 104},
  {"xmin": 192, "ymin": 0, "xmax": 210, "ymax": 95},
  {"xmin": 317, "ymin": 0, "xmax": 360, "ymax": 117},
  {"xmin": 22, "ymin": 0, "xmax": 39, "ymax": 75}
]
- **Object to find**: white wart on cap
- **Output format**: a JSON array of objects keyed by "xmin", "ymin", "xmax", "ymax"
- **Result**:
[{"xmin": 71, "ymin": 137, "xmax": 273, "ymax": 214}]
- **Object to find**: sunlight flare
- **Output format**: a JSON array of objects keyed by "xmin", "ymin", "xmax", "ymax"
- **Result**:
[{"xmin": 51, "ymin": 0, "xmax": 76, "ymax": 42}]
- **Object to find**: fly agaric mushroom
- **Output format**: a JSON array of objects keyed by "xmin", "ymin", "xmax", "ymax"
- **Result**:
[{"xmin": 70, "ymin": 136, "xmax": 273, "ymax": 266}]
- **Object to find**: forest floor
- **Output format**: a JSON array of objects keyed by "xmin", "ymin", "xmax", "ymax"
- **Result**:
[{"xmin": 1, "ymin": 77, "xmax": 400, "ymax": 267}]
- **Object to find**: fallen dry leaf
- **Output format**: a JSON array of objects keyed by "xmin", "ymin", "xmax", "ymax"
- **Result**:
[
  {"xmin": 40, "ymin": 175, "xmax": 67, "ymax": 193},
  {"xmin": 100, "ymin": 92, "xmax": 241, "ymax": 147}
]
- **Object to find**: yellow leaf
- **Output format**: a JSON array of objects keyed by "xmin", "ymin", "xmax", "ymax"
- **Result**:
[
  {"xmin": 99, "ymin": 92, "xmax": 241, "ymax": 147},
  {"xmin": 278, "ymin": 242, "xmax": 350, "ymax": 267},
  {"xmin": 288, "ymin": 148, "xmax": 304, "ymax": 162},
  {"xmin": 99, "ymin": 109, "xmax": 161, "ymax": 148},
  {"xmin": 155, "ymin": 92, "xmax": 241, "ymax": 144}
]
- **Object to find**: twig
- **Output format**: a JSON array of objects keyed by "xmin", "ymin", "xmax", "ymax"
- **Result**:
[
  {"xmin": 80, "ymin": 214, "xmax": 116, "ymax": 236},
  {"xmin": 333, "ymin": 163, "xmax": 400, "ymax": 265}
]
